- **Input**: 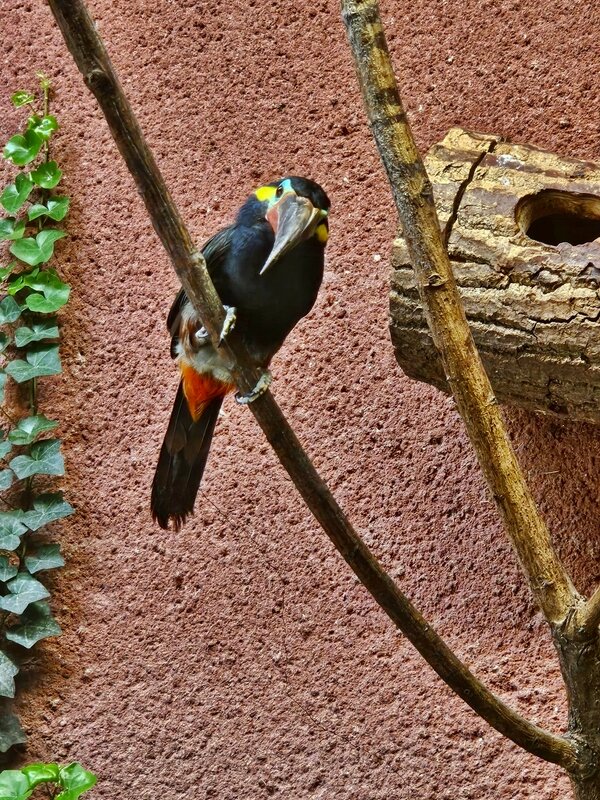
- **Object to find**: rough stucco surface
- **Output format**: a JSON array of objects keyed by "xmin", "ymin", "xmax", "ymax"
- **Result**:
[{"xmin": 1, "ymin": 0, "xmax": 600, "ymax": 797}]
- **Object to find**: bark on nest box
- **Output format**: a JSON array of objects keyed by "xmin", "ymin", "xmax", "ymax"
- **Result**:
[{"xmin": 390, "ymin": 127, "xmax": 600, "ymax": 424}]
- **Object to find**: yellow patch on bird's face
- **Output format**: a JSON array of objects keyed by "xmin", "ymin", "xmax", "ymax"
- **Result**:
[
  {"xmin": 255, "ymin": 185, "xmax": 277, "ymax": 203},
  {"xmin": 315, "ymin": 222, "xmax": 328, "ymax": 244}
]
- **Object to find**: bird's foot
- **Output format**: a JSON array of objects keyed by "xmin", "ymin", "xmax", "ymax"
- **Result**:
[
  {"xmin": 235, "ymin": 371, "xmax": 272, "ymax": 404},
  {"xmin": 218, "ymin": 305, "xmax": 237, "ymax": 346},
  {"xmin": 194, "ymin": 325, "xmax": 210, "ymax": 345}
]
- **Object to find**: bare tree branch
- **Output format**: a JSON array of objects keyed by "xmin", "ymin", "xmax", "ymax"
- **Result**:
[
  {"xmin": 46, "ymin": 0, "xmax": 579, "ymax": 771},
  {"xmin": 341, "ymin": 0, "xmax": 580, "ymax": 627}
]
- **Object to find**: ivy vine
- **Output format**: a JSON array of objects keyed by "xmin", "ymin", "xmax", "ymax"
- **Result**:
[
  {"xmin": 0, "ymin": 761, "xmax": 96, "ymax": 799},
  {"xmin": 0, "ymin": 76, "xmax": 73, "ymax": 752}
]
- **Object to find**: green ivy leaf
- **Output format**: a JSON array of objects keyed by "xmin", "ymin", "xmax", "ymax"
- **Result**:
[
  {"xmin": 0, "ymin": 297, "xmax": 21, "ymax": 325},
  {"xmin": 0, "ymin": 439, "xmax": 11, "ymax": 460},
  {"xmin": 10, "ymin": 91, "xmax": 35, "ymax": 109},
  {"xmin": 0, "ymin": 373, "xmax": 5, "ymax": 404},
  {"xmin": 0, "ymin": 471, "xmax": 13, "ymax": 491},
  {"xmin": 0, "ymin": 512, "xmax": 26, "ymax": 551},
  {"xmin": 30, "ymin": 161, "xmax": 62, "ymax": 189},
  {"xmin": 0, "ymin": 652, "xmax": 19, "ymax": 699},
  {"xmin": 0, "ymin": 768, "xmax": 33, "ymax": 800},
  {"xmin": 0, "ymin": 766, "xmax": 29, "ymax": 798},
  {"xmin": 56, "ymin": 764, "xmax": 97, "ymax": 799},
  {"xmin": 0, "ymin": 264, "xmax": 15, "ymax": 282},
  {"xmin": 5, "ymin": 344, "xmax": 61, "ymax": 383},
  {"xmin": 0, "ymin": 218, "xmax": 26, "ymax": 242},
  {"xmin": 7, "ymin": 269, "xmax": 69, "ymax": 313},
  {"xmin": 0, "ymin": 174, "xmax": 34, "ymax": 215},
  {"xmin": 3, "ymin": 129, "xmax": 43, "ymax": 166},
  {"xmin": 25, "ymin": 295, "xmax": 68, "ymax": 316},
  {"xmin": 20, "ymin": 493, "xmax": 74, "ymax": 532},
  {"xmin": 27, "ymin": 197, "xmax": 69, "ymax": 222},
  {"xmin": 9, "ymin": 439, "xmax": 64, "ymax": 480},
  {"xmin": 23, "ymin": 270, "xmax": 70, "ymax": 313},
  {"xmin": 0, "ymin": 769, "xmax": 30, "ymax": 798},
  {"xmin": 0, "ymin": 333, "xmax": 9, "ymax": 352},
  {"xmin": 9, "ymin": 230, "xmax": 66, "ymax": 267},
  {"xmin": 0, "ymin": 714, "xmax": 27, "ymax": 755},
  {"xmin": 20, "ymin": 763, "xmax": 60, "ymax": 788},
  {"xmin": 7, "ymin": 274, "xmax": 28, "ymax": 296},
  {"xmin": 14, "ymin": 319, "xmax": 58, "ymax": 347},
  {"xmin": 0, "ymin": 572, "xmax": 50, "ymax": 614},
  {"xmin": 24, "ymin": 544, "xmax": 64, "ymax": 575},
  {"xmin": 6, "ymin": 601, "xmax": 61, "ymax": 649},
  {"xmin": 0, "ymin": 557, "xmax": 18, "ymax": 582},
  {"xmin": 8, "ymin": 416, "xmax": 58, "ymax": 446},
  {"xmin": 28, "ymin": 115, "xmax": 58, "ymax": 141}
]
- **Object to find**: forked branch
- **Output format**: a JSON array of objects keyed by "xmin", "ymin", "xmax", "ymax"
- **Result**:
[
  {"xmin": 47, "ymin": 0, "xmax": 578, "ymax": 771},
  {"xmin": 341, "ymin": 0, "xmax": 579, "ymax": 627}
]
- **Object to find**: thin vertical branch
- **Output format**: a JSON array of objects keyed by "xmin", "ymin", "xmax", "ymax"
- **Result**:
[{"xmin": 341, "ymin": 0, "xmax": 579, "ymax": 626}]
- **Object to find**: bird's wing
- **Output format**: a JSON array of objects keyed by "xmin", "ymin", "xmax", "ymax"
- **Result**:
[{"xmin": 167, "ymin": 225, "xmax": 235, "ymax": 357}]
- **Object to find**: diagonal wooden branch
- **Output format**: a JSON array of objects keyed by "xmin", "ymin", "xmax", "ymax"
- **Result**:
[
  {"xmin": 341, "ymin": 0, "xmax": 580, "ymax": 627},
  {"xmin": 47, "ymin": 0, "xmax": 578, "ymax": 771}
]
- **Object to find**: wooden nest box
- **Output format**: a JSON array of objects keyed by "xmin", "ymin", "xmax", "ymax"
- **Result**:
[{"xmin": 390, "ymin": 127, "xmax": 600, "ymax": 424}]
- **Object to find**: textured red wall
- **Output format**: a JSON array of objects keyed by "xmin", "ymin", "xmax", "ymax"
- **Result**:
[{"xmin": 2, "ymin": 0, "xmax": 600, "ymax": 797}]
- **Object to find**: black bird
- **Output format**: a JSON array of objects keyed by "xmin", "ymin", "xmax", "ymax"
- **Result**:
[{"xmin": 151, "ymin": 176, "xmax": 330, "ymax": 530}]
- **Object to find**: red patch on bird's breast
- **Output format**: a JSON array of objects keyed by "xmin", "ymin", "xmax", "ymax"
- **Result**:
[{"xmin": 180, "ymin": 364, "xmax": 233, "ymax": 421}]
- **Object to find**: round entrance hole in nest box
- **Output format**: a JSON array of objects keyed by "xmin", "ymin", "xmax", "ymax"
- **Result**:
[{"xmin": 516, "ymin": 189, "xmax": 600, "ymax": 246}]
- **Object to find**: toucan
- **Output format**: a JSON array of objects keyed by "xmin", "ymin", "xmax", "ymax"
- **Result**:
[{"xmin": 151, "ymin": 176, "xmax": 330, "ymax": 530}]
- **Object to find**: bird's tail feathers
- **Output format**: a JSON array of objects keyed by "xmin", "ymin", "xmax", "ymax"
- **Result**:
[{"xmin": 151, "ymin": 380, "xmax": 226, "ymax": 531}]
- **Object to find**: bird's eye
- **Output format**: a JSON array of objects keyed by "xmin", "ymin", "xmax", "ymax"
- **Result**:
[{"xmin": 275, "ymin": 185, "xmax": 284, "ymax": 198}]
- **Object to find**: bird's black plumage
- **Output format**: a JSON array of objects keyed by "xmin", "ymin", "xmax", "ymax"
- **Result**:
[
  {"xmin": 151, "ymin": 386, "xmax": 223, "ymax": 531},
  {"xmin": 169, "ymin": 176, "xmax": 330, "ymax": 363},
  {"xmin": 152, "ymin": 176, "xmax": 330, "ymax": 530}
]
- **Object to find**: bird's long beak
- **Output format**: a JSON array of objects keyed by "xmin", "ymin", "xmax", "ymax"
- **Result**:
[{"xmin": 260, "ymin": 192, "xmax": 327, "ymax": 275}]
